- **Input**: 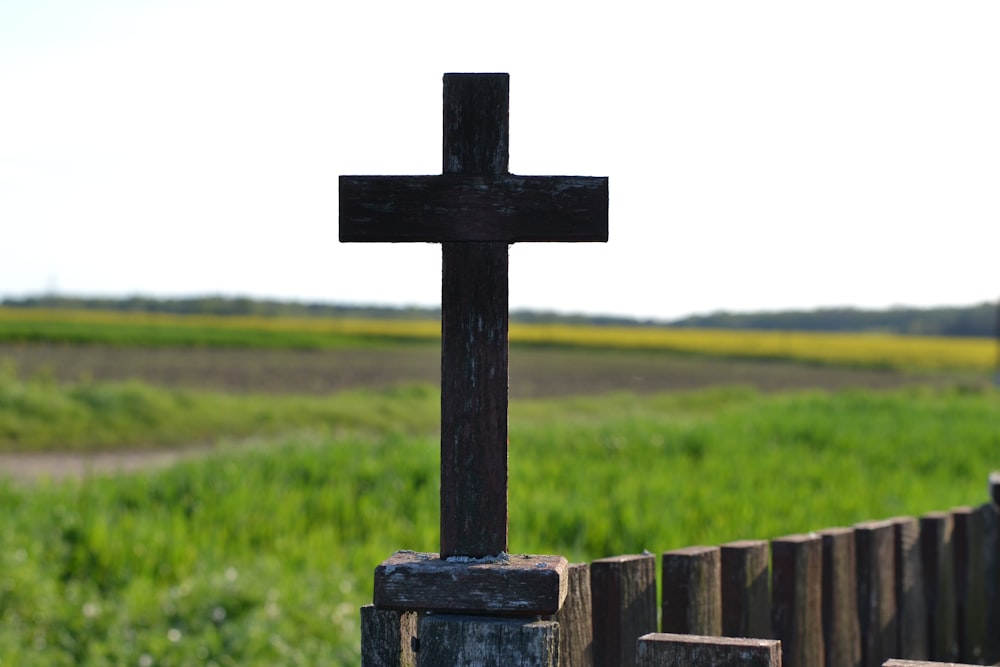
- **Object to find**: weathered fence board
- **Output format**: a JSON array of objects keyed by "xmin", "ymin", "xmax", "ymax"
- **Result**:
[
  {"xmin": 882, "ymin": 661, "xmax": 980, "ymax": 666},
  {"xmin": 417, "ymin": 615, "xmax": 559, "ymax": 666},
  {"xmin": 720, "ymin": 539, "xmax": 771, "ymax": 639},
  {"xmin": 360, "ymin": 605, "xmax": 417, "ymax": 667},
  {"xmin": 855, "ymin": 520, "xmax": 897, "ymax": 667},
  {"xmin": 920, "ymin": 511, "xmax": 958, "ymax": 661},
  {"xmin": 818, "ymin": 527, "xmax": 861, "ymax": 667},
  {"xmin": 890, "ymin": 516, "xmax": 928, "ymax": 660},
  {"xmin": 951, "ymin": 506, "xmax": 986, "ymax": 664},
  {"xmin": 553, "ymin": 563, "xmax": 593, "ymax": 667},
  {"xmin": 981, "ymin": 501, "xmax": 1000, "ymax": 663},
  {"xmin": 662, "ymin": 546, "xmax": 723, "ymax": 636},
  {"xmin": 772, "ymin": 533, "xmax": 824, "ymax": 667},
  {"xmin": 636, "ymin": 633, "xmax": 781, "ymax": 667},
  {"xmin": 591, "ymin": 553, "xmax": 657, "ymax": 667}
]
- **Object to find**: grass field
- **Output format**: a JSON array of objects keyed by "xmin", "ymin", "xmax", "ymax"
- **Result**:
[
  {"xmin": 0, "ymin": 309, "xmax": 997, "ymax": 665},
  {"xmin": 1, "ymin": 380, "xmax": 998, "ymax": 664}
]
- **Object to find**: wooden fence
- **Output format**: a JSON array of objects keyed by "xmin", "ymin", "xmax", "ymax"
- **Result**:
[{"xmin": 363, "ymin": 474, "xmax": 1000, "ymax": 666}]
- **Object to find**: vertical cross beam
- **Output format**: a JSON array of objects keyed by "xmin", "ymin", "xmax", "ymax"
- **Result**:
[
  {"xmin": 340, "ymin": 73, "xmax": 608, "ymax": 560},
  {"xmin": 441, "ymin": 74, "xmax": 510, "ymax": 557}
]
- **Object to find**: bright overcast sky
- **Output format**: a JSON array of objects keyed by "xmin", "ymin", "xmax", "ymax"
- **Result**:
[{"xmin": 1, "ymin": 1, "xmax": 997, "ymax": 320}]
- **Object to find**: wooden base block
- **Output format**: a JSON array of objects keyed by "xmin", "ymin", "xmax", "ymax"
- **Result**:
[
  {"xmin": 419, "ymin": 614, "xmax": 559, "ymax": 666},
  {"xmin": 374, "ymin": 551, "xmax": 568, "ymax": 615}
]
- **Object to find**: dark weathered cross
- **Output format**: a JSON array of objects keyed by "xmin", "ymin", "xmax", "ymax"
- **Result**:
[{"xmin": 340, "ymin": 73, "xmax": 608, "ymax": 558}]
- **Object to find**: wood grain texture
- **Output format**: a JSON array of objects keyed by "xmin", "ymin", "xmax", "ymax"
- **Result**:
[
  {"xmin": 855, "ymin": 520, "xmax": 897, "ymax": 667},
  {"xmin": 591, "ymin": 554, "xmax": 657, "ymax": 667},
  {"xmin": 951, "ymin": 506, "xmax": 986, "ymax": 663},
  {"xmin": 884, "ymin": 661, "xmax": 980, "ymax": 666},
  {"xmin": 339, "ymin": 175, "xmax": 609, "ymax": 243},
  {"xmin": 360, "ymin": 604, "xmax": 417, "ymax": 667},
  {"xmin": 771, "ymin": 533, "xmax": 825, "ymax": 667},
  {"xmin": 443, "ymin": 73, "xmax": 509, "ymax": 176},
  {"xmin": 890, "ymin": 516, "xmax": 929, "ymax": 660},
  {"xmin": 373, "ymin": 551, "xmax": 568, "ymax": 615},
  {"xmin": 980, "ymin": 502, "xmax": 1000, "ymax": 663},
  {"xmin": 720, "ymin": 540, "xmax": 772, "ymax": 640},
  {"xmin": 636, "ymin": 633, "xmax": 781, "ymax": 667},
  {"xmin": 818, "ymin": 528, "xmax": 861, "ymax": 667},
  {"xmin": 661, "ymin": 546, "xmax": 722, "ymax": 636},
  {"xmin": 920, "ymin": 511, "xmax": 958, "ymax": 662},
  {"xmin": 440, "ymin": 241, "xmax": 509, "ymax": 557},
  {"xmin": 552, "ymin": 563, "xmax": 593, "ymax": 667},
  {"xmin": 418, "ymin": 614, "xmax": 559, "ymax": 667}
]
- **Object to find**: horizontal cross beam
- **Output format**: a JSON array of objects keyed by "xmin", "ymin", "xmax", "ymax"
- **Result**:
[{"xmin": 339, "ymin": 175, "xmax": 608, "ymax": 243}]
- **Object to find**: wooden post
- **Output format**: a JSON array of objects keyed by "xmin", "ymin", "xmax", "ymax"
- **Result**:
[
  {"xmin": 418, "ymin": 615, "xmax": 559, "ymax": 666},
  {"xmin": 772, "ymin": 533, "xmax": 825, "ymax": 667},
  {"xmin": 951, "ymin": 506, "xmax": 986, "ymax": 663},
  {"xmin": 636, "ymin": 633, "xmax": 781, "ymax": 667},
  {"xmin": 981, "ymin": 500, "xmax": 1000, "ymax": 664},
  {"xmin": 720, "ymin": 540, "xmax": 772, "ymax": 639},
  {"xmin": 553, "ymin": 563, "xmax": 594, "ymax": 667},
  {"xmin": 920, "ymin": 511, "xmax": 957, "ymax": 661},
  {"xmin": 855, "ymin": 520, "xmax": 897, "ymax": 667},
  {"xmin": 818, "ymin": 528, "xmax": 861, "ymax": 667},
  {"xmin": 890, "ymin": 516, "xmax": 928, "ymax": 660},
  {"xmin": 360, "ymin": 605, "xmax": 418, "ymax": 667},
  {"xmin": 662, "ymin": 546, "xmax": 723, "ymax": 636},
  {"xmin": 591, "ymin": 554, "xmax": 657, "ymax": 667}
]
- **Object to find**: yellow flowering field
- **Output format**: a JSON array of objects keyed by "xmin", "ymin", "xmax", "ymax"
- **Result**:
[{"xmin": 0, "ymin": 307, "xmax": 993, "ymax": 370}]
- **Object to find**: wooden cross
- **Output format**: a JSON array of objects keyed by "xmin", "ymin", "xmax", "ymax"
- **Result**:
[{"xmin": 340, "ymin": 73, "xmax": 608, "ymax": 558}]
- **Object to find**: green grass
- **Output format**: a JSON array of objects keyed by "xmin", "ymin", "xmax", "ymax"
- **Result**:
[
  {"xmin": 0, "ymin": 362, "xmax": 439, "ymax": 453},
  {"xmin": 1, "ymin": 383, "xmax": 998, "ymax": 664}
]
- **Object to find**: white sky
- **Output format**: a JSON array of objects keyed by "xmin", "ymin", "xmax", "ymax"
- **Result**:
[{"xmin": 1, "ymin": 1, "xmax": 997, "ymax": 321}]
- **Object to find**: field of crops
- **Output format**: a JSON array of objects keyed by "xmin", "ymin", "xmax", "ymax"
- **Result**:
[
  {"xmin": 1, "ymin": 306, "xmax": 994, "ymax": 370},
  {"xmin": 0, "ymin": 307, "xmax": 998, "ymax": 665}
]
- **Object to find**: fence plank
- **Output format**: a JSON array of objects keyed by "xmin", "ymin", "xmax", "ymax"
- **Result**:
[
  {"xmin": 951, "ymin": 506, "xmax": 986, "ymax": 663},
  {"xmin": 772, "ymin": 533, "xmax": 825, "ymax": 667},
  {"xmin": 720, "ymin": 540, "xmax": 772, "ymax": 639},
  {"xmin": 591, "ymin": 553, "xmax": 657, "ymax": 667},
  {"xmin": 662, "ymin": 546, "xmax": 722, "ymax": 636},
  {"xmin": 553, "ymin": 563, "xmax": 593, "ymax": 667},
  {"xmin": 889, "ymin": 517, "xmax": 928, "ymax": 660},
  {"xmin": 883, "ymin": 661, "xmax": 980, "ymax": 666},
  {"xmin": 855, "ymin": 520, "xmax": 898, "ymax": 667},
  {"xmin": 920, "ymin": 511, "xmax": 958, "ymax": 662},
  {"xmin": 360, "ymin": 605, "xmax": 418, "ymax": 667},
  {"xmin": 981, "ymin": 501, "xmax": 1000, "ymax": 663},
  {"xmin": 819, "ymin": 528, "xmax": 861, "ymax": 667},
  {"xmin": 417, "ymin": 615, "xmax": 558, "ymax": 666},
  {"xmin": 636, "ymin": 633, "xmax": 781, "ymax": 667}
]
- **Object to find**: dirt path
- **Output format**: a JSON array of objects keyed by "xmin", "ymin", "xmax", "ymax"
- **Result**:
[{"xmin": 0, "ymin": 447, "xmax": 216, "ymax": 482}]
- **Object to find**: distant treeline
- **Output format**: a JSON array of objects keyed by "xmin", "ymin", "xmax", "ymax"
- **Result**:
[
  {"xmin": 0, "ymin": 295, "xmax": 439, "ymax": 320},
  {"xmin": 1, "ymin": 295, "xmax": 996, "ymax": 338},
  {"xmin": 668, "ymin": 303, "xmax": 997, "ymax": 338}
]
